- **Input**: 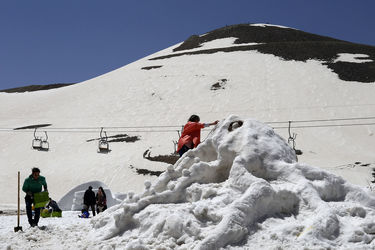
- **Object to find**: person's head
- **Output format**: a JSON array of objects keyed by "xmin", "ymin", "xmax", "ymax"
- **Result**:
[
  {"xmin": 88, "ymin": 186, "xmax": 93, "ymax": 190},
  {"xmin": 32, "ymin": 167, "xmax": 40, "ymax": 180},
  {"xmin": 188, "ymin": 115, "xmax": 200, "ymax": 123},
  {"xmin": 99, "ymin": 187, "xmax": 106, "ymax": 197}
]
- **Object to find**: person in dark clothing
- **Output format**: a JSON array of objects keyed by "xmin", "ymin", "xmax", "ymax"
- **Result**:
[
  {"xmin": 22, "ymin": 167, "xmax": 48, "ymax": 227},
  {"xmin": 46, "ymin": 198, "xmax": 61, "ymax": 212},
  {"xmin": 83, "ymin": 186, "xmax": 96, "ymax": 216},
  {"xmin": 96, "ymin": 186, "xmax": 107, "ymax": 214}
]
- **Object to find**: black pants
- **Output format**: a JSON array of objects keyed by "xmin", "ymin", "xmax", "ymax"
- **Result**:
[
  {"xmin": 96, "ymin": 204, "xmax": 107, "ymax": 214},
  {"xmin": 178, "ymin": 144, "xmax": 192, "ymax": 157},
  {"xmin": 25, "ymin": 195, "xmax": 41, "ymax": 226},
  {"xmin": 84, "ymin": 204, "xmax": 96, "ymax": 216}
]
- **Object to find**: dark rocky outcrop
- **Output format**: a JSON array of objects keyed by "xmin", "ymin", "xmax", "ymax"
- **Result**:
[
  {"xmin": 150, "ymin": 24, "xmax": 375, "ymax": 83},
  {"xmin": 0, "ymin": 83, "xmax": 75, "ymax": 93}
]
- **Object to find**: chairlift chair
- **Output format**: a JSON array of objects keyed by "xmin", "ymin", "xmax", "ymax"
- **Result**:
[
  {"xmin": 32, "ymin": 128, "xmax": 43, "ymax": 150},
  {"xmin": 287, "ymin": 121, "xmax": 303, "ymax": 156},
  {"xmin": 98, "ymin": 127, "xmax": 110, "ymax": 153},
  {"xmin": 32, "ymin": 138, "xmax": 42, "ymax": 150},
  {"xmin": 39, "ymin": 131, "xmax": 50, "ymax": 151},
  {"xmin": 32, "ymin": 129, "xmax": 49, "ymax": 151}
]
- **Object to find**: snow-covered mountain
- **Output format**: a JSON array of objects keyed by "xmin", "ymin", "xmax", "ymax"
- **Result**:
[{"xmin": 1, "ymin": 23, "xmax": 375, "ymax": 208}]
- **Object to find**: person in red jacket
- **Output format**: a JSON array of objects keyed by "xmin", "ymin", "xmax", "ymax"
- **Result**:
[{"xmin": 177, "ymin": 115, "xmax": 219, "ymax": 157}]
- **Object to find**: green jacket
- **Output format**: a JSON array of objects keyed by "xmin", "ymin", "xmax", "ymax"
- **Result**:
[{"xmin": 22, "ymin": 175, "xmax": 47, "ymax": 194}]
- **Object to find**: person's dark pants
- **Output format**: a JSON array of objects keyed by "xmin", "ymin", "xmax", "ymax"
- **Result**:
[
  {"xmin": 25, "ymin": 195, "xmax": 41, "ymax": 227},
  {"xmin": 84, "ymin": 204, "xmax": 96, "ymax": 216},
  {"xmin": 178, "ymin": 145, "xmax": 192, "ymax": 157},
  {"xmin": 97, "ymin": 204, "xmax": 107, "ymax": 214}
]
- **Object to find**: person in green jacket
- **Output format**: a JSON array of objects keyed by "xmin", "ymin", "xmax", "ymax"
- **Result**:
[{"xmin": 22, "ymin": 167, "xmax": 47, "ymax": 227}]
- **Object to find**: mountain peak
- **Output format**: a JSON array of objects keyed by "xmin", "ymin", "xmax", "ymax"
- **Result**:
[
  {"xmin": 173, "ymin": 23, "xmax": 339, "ymax": 52},
  {"xmin": 152, "ymin": 23, "xmax": 374, "ymax": 83}
]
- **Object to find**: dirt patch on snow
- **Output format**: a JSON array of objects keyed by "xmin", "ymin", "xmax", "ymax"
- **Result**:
[
  {"xmin": 211, "ymin": 79, "xmax": 228, "ymax": 90},
  {"xmin": 141, "ymin": 65, "xmax": 163, "ymax": 70},
  {"xmin": 0, "ymin": 210, "xmax": 26, "ymax": 216},
  {"xmin": 0, "ymin": 83, "xmax": 75, "ymax": 93},
  {"xmin": 143, "ymin": 149, "xmax": 179, "ymax": 165},
  {"xmin": 129, "ymin": 165, "xmax": 164, "ymax": 177},
  {"xmin": 87, "ymin": 134, "xmax": 140, "ymax": 143},
  {"xmin": 14, "ymin": 124, "xmax": 52, "ymax": 130}
]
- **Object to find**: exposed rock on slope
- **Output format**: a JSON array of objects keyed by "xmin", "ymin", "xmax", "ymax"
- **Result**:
[{"xmin": 0, "ymin": 83, "xmax": 74, "ymax": 93}]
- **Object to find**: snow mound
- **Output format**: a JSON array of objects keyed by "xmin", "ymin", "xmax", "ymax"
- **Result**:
[{"xmin": 89, "ymin": 116, "xmax": 375, "ymax": 249}]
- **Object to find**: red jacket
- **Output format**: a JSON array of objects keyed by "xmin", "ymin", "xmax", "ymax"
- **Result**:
[{"xmin": 177, "ymin": 122, "xmax": 205, "ymax": 152}]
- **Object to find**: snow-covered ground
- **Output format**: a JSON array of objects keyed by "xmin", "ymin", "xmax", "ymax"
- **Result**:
[
  {"xmin": 1, "ymin": 24, "xmax": 375, "ymax": 249},
  {"xmin": 0, "ymin": 212, "xmax": 92, "ymax": 249}
]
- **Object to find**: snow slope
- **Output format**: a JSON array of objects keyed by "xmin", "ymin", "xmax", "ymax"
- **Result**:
[{"xmin": 0, "ymin": 23, "xmax": 375, "ymax": 210}]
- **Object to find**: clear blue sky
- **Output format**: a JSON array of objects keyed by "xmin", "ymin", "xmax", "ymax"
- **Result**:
[{"xmin": 0, "ymin": 0, "xmax": 374, "ymax": 90}]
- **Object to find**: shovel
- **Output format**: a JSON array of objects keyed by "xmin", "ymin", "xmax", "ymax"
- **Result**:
[{"xmin": 14, "ymin": 171, "xmax": 22, "ymax": 232}]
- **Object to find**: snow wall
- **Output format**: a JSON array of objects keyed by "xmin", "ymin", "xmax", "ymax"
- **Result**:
[{"xmin": 89, "ymin": 115, "xmax": 375, "ymax": 249}]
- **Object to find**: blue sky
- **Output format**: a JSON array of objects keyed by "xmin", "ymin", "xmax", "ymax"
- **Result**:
[{"xmin": 0, "ymin": 0, "xmax": 374, "ymax": 90}]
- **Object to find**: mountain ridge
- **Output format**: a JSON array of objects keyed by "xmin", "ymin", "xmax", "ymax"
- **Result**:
[{"xmin": 156, "ymin": 23, "xmax": 375, "ymax": 83}]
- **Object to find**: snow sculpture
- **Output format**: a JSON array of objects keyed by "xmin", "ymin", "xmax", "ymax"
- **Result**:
[{"xmin": 91, "ymin": 115, "xmax": 375, "ymax": 249}]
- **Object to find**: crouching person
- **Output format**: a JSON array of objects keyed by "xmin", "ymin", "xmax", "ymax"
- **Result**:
[
  {"xmin": 78, "ymin": 208, "xmax": 89, "ymax": 218},
  {"xmin": 46, "ymin": 198, "xmax": 62, "ymax": 213}
]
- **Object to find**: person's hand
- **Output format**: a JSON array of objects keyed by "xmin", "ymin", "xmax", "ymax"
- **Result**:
[{"xmin": 212, "ymin": 120, "xmax": 219, "ymax": 125}]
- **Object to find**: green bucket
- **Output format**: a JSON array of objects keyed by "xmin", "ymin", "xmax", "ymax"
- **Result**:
[
  {"xmin": 41, "ymin": 209, "xmax": 62, "ymax": 218},
  {"xmin": 52, "ymin": 211, "xmax": 62, "ymax": 217},
  {"xmin": 34, "ymin": 191, "xmax": 49, "ymax": 208},
  {"xmin": 41, "ymin": 209, "xmax": 51, "ymax": 218}
]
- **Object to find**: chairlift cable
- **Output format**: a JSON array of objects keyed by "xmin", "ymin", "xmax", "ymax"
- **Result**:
[
  {"xmin": 266, "ymin": 116, "xmax": 375, "ymax": 124},
  {"xmin": 273, "ymin": 122, "xmax": 375, "ymax": 129},
  {"xmin": 0, "ymin": 115, "xmax": 374, "ymax": 133}
]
